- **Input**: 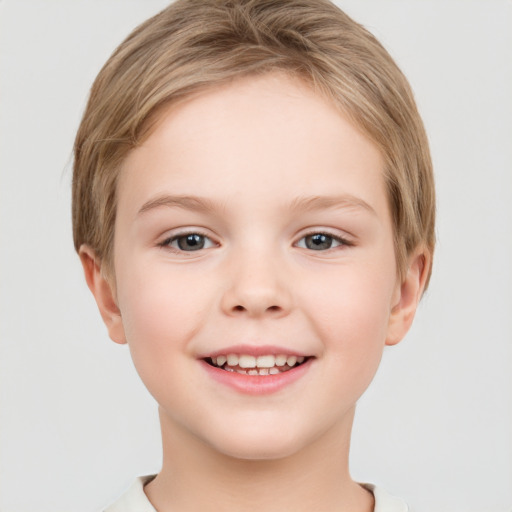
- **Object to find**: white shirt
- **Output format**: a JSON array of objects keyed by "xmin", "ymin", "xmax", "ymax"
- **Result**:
[{"xmin": 104, "ymin": 475, "xmax": 409, "ymax": 512}]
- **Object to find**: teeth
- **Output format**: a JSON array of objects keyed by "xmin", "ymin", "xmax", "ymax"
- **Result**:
[
  {"xmin": 256, "ymin": 355, "xmax": 275, "ymax": 368},
  {"xmin": 227, "ymin": 354, "xmax": 239, "ymax": 366},
  {"xmin": 275, "ymin": 355, "xmax": 287, "ymax": 366},
  {"xmin": 211, "ymin": 353, "xmax": 308, "ymax": 373},
  {"xmin": 232, "ymin": 368, "xmax": 278, "ymax": 376},
  {"xmin": 239, "ymin": 355, "xmax": 256, "ymax": 368},
  {"xmin": 287, "ymin": 355, "xmax": 297, "ymax": 366}
]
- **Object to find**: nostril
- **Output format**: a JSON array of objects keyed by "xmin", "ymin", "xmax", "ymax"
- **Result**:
[{"xmin": 232, "ymin": 304, "xmax": 280, "ymax": 313}]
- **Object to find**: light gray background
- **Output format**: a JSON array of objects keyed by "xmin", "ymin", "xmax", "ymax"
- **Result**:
[{"xmin": 1, "ymin": 1, "xmax": 511, "ymax": 511}]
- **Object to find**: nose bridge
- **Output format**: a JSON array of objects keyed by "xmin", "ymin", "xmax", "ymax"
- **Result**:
[{"xmin": 221, "ymin": 242, "xmax": 291, "ymax": 318}]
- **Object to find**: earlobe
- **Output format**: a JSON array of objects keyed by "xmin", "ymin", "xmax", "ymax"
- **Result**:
[
  {"xmin": 79, "ymin": 245, "xmax": 127, "ymax": 345},
  {"xmin": 386, "ymin": 248, "xmax": 431, "ymax": 346}
]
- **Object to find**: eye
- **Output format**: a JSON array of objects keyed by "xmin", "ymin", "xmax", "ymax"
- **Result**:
[
  {"xmin": 296, "ymin": 232, "xmax": 349, "ymax": 251},
  {"xmin": 161, "ymin": 232, "xmax": 216, "ymax": 252}
]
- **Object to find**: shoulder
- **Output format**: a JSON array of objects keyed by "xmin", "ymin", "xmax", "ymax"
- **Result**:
[
  {"xmin": 362, "ymin": 483, "xmax": 410, "ymax": 512},
  {"xmin": 103, "ymin": 475, "xmax": 157, "ymax": 512}
]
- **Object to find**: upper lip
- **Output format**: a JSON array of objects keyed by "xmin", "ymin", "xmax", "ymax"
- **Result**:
[{"xmin": 197, "ymin": 344, "xmax": 311, "ymax": 359}]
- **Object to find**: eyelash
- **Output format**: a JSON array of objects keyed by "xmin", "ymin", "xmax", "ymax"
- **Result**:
[
  {"xmin": 158, "ymin": 230, "xmax": 217, "ymax": 253},
  {"xmin": 158, "ymin": 229, "xmax": 353, "ymax": 254},
  {"xmin": 295, "ymin": 230, "xmax": 353, "ymax": 251}
]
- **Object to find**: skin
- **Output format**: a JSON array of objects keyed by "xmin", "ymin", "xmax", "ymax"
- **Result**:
[{"xmin": 80, "ymin": 73, "xmax": 429, "ymax": 511}]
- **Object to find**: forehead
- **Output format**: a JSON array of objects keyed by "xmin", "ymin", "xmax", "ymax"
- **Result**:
[{"xmin": 117, "ymin": 73, "xmax": 387, "ymax": 221}]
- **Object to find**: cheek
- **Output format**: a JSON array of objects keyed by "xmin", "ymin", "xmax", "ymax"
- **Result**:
[
  {"xmin": 115, "ymin": 262, "xmax": 211, "ymax": 367},
  {"xmin": 302, "ymin": 264, "xmax": 395, "ymax": 386},
  {"xmin": 113, "ymin": 263, "xmax": 215, "ymax": 412},
  {"xmin": 307, "ymin": 261, "xmax": 393, "ymax": 334}
]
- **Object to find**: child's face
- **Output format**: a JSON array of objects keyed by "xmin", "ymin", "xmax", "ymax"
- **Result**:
[{"xmin": 101, "ymin": 73, "xmax": 410, "ymax": 459}]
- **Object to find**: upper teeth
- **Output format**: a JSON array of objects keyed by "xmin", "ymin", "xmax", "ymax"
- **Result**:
[{"xmin": 212, "ymin": 354, "xmax": 305, "ymax": 369}]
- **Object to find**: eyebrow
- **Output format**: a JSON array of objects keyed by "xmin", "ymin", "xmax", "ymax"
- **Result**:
[
  {"xmin": 138, "ymin": 195, "xmax": 218, "ymax": 216},
  {"xmin": 288, "ymin": 194, "xmax": 377, "ymax": 215},
  {"xmin": 137, "ymin": 193, "xmax": 376, "ymax": 216}
]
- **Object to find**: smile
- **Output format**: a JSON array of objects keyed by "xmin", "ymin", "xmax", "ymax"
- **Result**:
[{"xmin": 206, "ymin": 354, "xmax": 309, "ymax": 376}]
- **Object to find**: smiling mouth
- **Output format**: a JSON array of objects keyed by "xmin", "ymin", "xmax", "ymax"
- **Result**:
[{"xmin": 205, "ymin": 354, "xmax": 310, "ymax": 376}]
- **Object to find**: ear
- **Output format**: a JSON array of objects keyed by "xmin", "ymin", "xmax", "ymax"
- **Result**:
[
  {"xmin": 79, "ymin": 245, "xmax": 127, "ymax": 345},
  {"xmin": 386, "ymin": 248, "xmax": 431, "ymax": 346}
]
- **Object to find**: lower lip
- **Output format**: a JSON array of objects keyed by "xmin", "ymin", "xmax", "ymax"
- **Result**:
[{"xmin": 200, "ymin": 359, "xmax": 313, "ymax": 395}]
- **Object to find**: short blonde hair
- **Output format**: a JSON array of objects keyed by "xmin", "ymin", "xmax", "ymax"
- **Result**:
[{"xmin": 73, "ymin": 0, "xmax": 435, "ymax": 285}]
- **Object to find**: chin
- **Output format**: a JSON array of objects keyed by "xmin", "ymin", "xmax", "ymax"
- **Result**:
[
  {"xmin": 206, "ymin": 422, "xmax": 309, "ymax": 461},
  {"xmin": 216, "ymin": 443, "xmax": 303, "ymax": 462}
]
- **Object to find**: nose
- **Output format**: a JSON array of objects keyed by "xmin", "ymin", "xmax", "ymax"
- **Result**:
[{"xmin": 220, "ymin": 249, "xmax": 292, "ymax": 319}]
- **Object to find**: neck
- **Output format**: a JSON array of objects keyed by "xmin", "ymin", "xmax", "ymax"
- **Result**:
[{"xmin": 145, "ymin": 406, "xmax": 374, "ymax": 512}]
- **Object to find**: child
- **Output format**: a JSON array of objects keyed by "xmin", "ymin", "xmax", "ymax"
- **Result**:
[{"xmin": 73, "ymin": 0, "xmax": 435, "ymax": 510}]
